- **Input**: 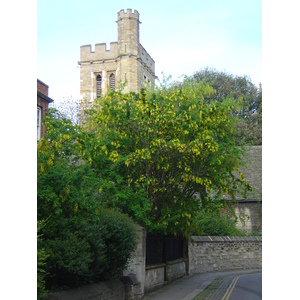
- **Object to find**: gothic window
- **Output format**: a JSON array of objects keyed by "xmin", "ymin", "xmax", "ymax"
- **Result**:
[
  {"xmin": 110, "ymin": 73, "xmax": 115, "ymax": 89},
  {"xmin": 96, "ymin": 75, "xmax": 102, "ymax": 97}
]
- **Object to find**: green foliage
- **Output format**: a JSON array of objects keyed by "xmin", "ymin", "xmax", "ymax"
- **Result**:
[
  {"xmin": 42, "ymin": 209, "xmax": 137, "ymax": 289},
  {"xmin": 235, "ymin": 84, "xmax": 262, "ymax": 145},
  {"xmin": 97, "ymin": 209, "xmax": 138, "ymax": 279},
  {"xmin": 81, "ymin": 79, "xmax": 251, "ymax": 237},
  {"xmin": 38, "ymin": 71, "xmax": 258, "ymax": 293},
  {"xmin": 190, "ymin": 68, "xmax": 262, "ymax": 145},
  {"xmin": 37, "ymin": 109, "xmax": 137, "ymax": 290},
  {"xmin": 192, "ymin": 199, "xmax": 242, "ymax": 236},
  {"xmin": 37, "ymin": 220, "xmax": 49, "ymax": 300}
]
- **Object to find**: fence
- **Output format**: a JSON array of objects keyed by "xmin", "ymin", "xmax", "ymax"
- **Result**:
[{"xmin": 146, "ymin": 235, "xmax": 184, "ymax": 265}]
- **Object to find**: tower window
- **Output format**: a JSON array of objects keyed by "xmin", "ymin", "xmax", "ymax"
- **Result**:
[
  {"xmin": 110, "ymin": 73, "xmax": 115, "ymax": 89},
  {"xmin": 96, "ymin": 74, "xmax": 102, "ymax": 97}
]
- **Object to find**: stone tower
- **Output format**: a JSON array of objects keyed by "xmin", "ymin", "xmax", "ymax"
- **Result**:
[{"xmin": 78, "ymin": 9, "xmax": 156, "ymax": 103}]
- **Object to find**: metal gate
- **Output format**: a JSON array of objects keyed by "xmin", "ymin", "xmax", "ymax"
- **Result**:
[{"xmin": 146, "ymin": 235, "xmax": 184, "ymax": 265}]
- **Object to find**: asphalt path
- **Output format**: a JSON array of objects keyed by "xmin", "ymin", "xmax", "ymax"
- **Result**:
[
  {"xmin": 143, "ymin": 269, "xmax": 261, "ymax": 300},
  {"xmin": 223, "ymin": 272, "xmax": 262, "ymax": 300}
]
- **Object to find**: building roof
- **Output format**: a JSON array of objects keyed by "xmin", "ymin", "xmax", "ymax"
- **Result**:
[
  {"xmin": 37, "ymin": 79, "xmax": 49, "ymax": 88},
  {"xmin": 37, "ymin": 90, "xmax": 54, "ymax": 103}
]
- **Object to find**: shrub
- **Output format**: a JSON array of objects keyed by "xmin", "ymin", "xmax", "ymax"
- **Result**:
[
  {"xmin": 192, "ymin": 198, "xmax": 243, "ymax": 236},
  {"xmin": 195, "ymin": 212, "xmax": 242, "ymax": 236},
  {"xmin": 97, "ymin": 209, "xmax": 138, "ymax": 279},
  {"xmin": 37, "ymin": 220, "xmax": 49, "ymax": 300},
  {"xmin": 42, "ymin": 209, "xmax": 137, "ymax": 290}
]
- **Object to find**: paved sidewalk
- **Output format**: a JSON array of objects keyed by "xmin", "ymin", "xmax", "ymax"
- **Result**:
[{"xmin": 143, "ymin": 269, "xmax": 261, "ymax": 300}]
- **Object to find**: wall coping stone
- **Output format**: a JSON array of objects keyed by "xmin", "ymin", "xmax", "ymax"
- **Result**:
[
  {"xmin": 146, "ymin": 263, "xmax": 166, "ymax": 270},
  {"xmin": 146, "ymin": 258, "xmax": 188, "ymax": 270},
  {"xmin": 166, "ymin": 258, "xmax": 187, "ymax": 266},
  {"xmin": 120, "ymin": 274, "xmax": 140, "ymax": 286},
  {"xmin": 225, "ymin": 199, "xmax": 262, "ymax": 203},
  {"xmin": 191, "ymin": 236, "xmax": 262, "ymax": 242}
]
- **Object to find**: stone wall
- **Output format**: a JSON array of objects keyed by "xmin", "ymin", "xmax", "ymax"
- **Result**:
[
  {"xmin": 223, "ymin": 146, "xmax": 262, "ymax": 233},
  {"xmin": 47, "ymin": 275, "xmax": 143, "ymax": 300},
  {"xmin": 125, "ymin": 227, "xmax": 187, "ymax": 295},
  {"xmin": 123, "ymin": 225, "xmax": 146, "ymax": 297},
  {"xmin": 47, "ymin": 233, "xmax": 261, "ymax": 299},
  {"xmin": 233, "ymin": 200, "xmax": 262, "ymax": 232},
  {"xmin": 144, "ymin": 259, "xmax": 187, "ymax": 294},
  {"xmin": 144, "ymin": 264, "xmax": 165, "ymax": 294},
  {"xmin": 46, "ymin": 279, "xmax": 125, "ymax": 300},
  {"xmin": 165, "ymin": 259, "xmax": 187, "ymax": 282},
  {"xmin": 188, "ymin": 236, "xmax": 262, "ymax": 276}
]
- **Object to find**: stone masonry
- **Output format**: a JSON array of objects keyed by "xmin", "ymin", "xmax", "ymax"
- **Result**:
[
  {"xmin": 78, "ymin": 9, "xmax": 156, "ymax": 106},
  {"xmin": 222, "ymin": 146, "xmax": 262, "ymax": 233},
  {"xmin": 123, "ymin": 225, "xmax": 146, "ymax": 297},
  {"xmin": 188, "ymin": 236, "xmax": 262, "ymax": 276}
]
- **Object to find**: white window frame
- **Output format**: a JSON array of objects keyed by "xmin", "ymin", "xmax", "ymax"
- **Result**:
[{"xmin": 37, "ymin": 106, "xmax": 41, "ymax": 141}]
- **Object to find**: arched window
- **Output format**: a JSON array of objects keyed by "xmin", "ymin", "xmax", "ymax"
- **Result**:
[
  {"xmin": 110, "ymin": 73, "xmax": 115, "ymax": 89},
  {"xmin": 96, "ymin": 75, "xmax": 102, "ymax": 97}
]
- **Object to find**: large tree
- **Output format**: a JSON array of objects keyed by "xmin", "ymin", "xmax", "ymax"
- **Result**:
[
  {"xmin": 190, "ymin": 68, "xmax": 262, "ymax": 145},
  {"xmin": 81, "ymin": 79, "xmax": 251, "ymax": 237}
]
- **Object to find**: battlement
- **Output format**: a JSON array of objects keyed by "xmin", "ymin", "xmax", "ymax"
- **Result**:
[
  {"xmin": 117, "ymin": 8, "xmax": 139, "ymax": 21},
  {"xmin": 80, "ymin": 42, "xmax": 118, "ymax": 61},
  {"xmin": 79, "ymin": 9, "xmax": 155, "ymax": 101}
]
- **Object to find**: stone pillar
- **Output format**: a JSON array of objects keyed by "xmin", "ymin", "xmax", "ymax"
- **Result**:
[
  {"xmin": 123, "ymin": 225, "xmax": 146, "ymax": 297},
  {"xmin": 120, "ymin": 274, "xmax": 142, "ymax": 300},
  {"xmin": 102, "ymin": 70, "xmax": 108, "ymax": 95}
]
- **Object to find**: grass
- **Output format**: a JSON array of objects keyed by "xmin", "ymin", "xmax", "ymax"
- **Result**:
[{"xmin": 192, "ymin": 277, "xmax": 225, "ymax": 300}]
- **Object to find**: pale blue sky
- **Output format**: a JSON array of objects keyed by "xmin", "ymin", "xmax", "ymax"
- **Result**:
[{"xmin": 37, "ymin": 0, "xmax": 262, "ymax": 101}]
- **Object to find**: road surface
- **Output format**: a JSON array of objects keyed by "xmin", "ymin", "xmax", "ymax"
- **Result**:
[{"xmin": 222, "ymin": 272, "xmax": 262, "ymax": 300}]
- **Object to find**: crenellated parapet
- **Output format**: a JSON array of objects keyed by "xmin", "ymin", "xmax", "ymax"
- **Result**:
[
  {"xmin": 80, "ymin": 42, "xmax": 118, "ymax": 62},
  {"xmin": 79, "ymin": 9, "xmax": 156, "ymax": 102},
  {"xmin": 117, "ymin": 8, "xmax": 140, "ymax": 49},
  {"xmin": 117, "ymin": 8, "xmax": 139, "ymax": 21}
]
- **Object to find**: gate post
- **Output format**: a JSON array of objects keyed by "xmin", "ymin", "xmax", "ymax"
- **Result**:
[{"xmin": 123, "ymin": 225, "xmax": 146, "ymax": 297}]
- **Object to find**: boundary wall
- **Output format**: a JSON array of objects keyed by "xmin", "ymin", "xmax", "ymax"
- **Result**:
[
  {"xmin": 46, "ymin": 275, "xmax": 142, "ymax": 300},
  {"xmin": 188, "ymin": 236, "xmax": 262, "ymax": 275},
  {"xmin": 46, "ymin": 233, "xmax": 262, "ymax": 299}
]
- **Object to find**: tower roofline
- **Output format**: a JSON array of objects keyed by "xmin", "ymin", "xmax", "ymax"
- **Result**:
[{"xmin": 117, "ymin": 8, "xmax": 139, "ymax": 20}]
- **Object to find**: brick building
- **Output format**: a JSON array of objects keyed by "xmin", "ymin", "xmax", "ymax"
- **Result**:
[
  {"xmin": 78, "ymin": 9, "xmax": 156, "ymax": 105},
  {"xmin": 37, "ymin": 79, "xmax": 54, "ymax": 140}
]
